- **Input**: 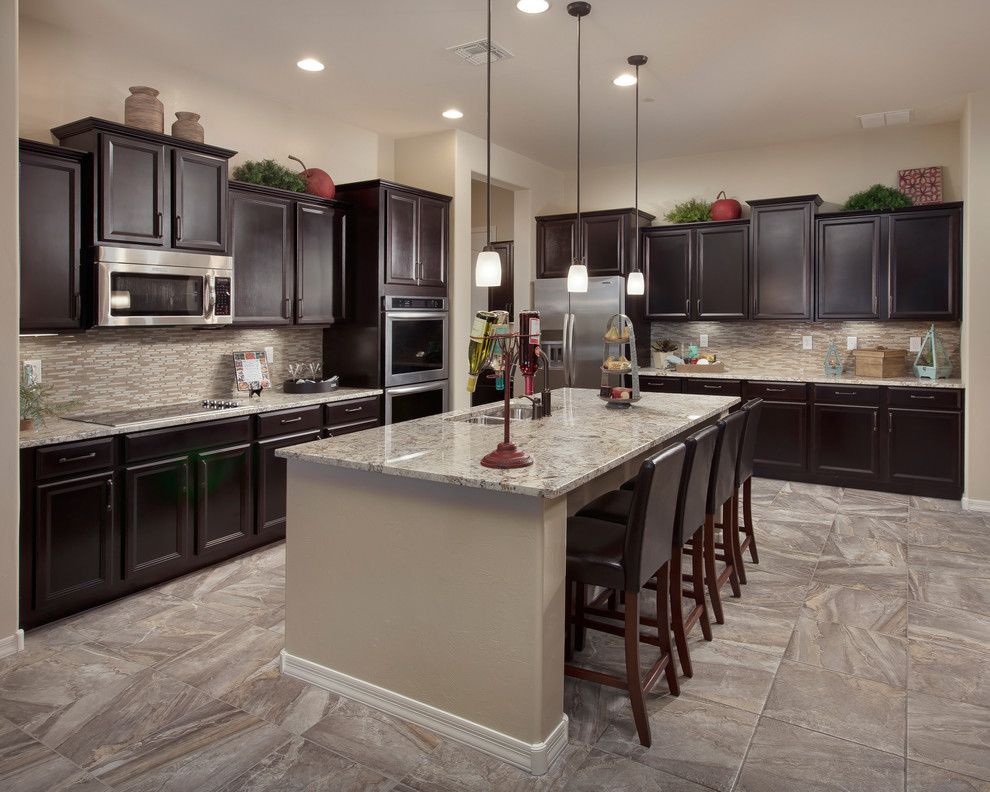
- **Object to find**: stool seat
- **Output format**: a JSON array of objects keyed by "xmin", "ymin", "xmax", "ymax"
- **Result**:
[
  {"xmin": 578, "ymin": 489, "xmax": 633, "ymax": 525},
  {"xmin": 566, "ymin": 516, "xmax": 626, "ymax": 590}
]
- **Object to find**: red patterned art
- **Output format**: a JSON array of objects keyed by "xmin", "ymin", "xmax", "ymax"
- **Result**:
[{"xmin": 898, "ymin": 166, "xmax": 943, "ymax": 205}]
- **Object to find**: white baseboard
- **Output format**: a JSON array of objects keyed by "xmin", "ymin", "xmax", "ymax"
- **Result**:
[
  {"xmin": 962, "ymin": 496, "xmax": 990, "ymax": 513},
  {"xmin": 0, "ymin": 630, "xmax": 24, "ymax": 660},
  {"xmin": 280, "ymin": 650, "xmax": 568, "ymax": 775}
]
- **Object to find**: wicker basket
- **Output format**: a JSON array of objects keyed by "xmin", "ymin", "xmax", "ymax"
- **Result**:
[{"xmin": 853, "ymin": 349, "xmax": 906, "ymax": 378}]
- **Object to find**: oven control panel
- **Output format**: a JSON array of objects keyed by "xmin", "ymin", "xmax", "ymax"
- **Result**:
[
  {"xmin": 385, "ymin": 296, "xmax": 447, "ymax": 311},
  {"xmin": 214, "ymin": 277, "xmax": 232, "ymax": 316}
]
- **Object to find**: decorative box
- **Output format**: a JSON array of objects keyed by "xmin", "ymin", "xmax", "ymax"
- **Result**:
[
  {"xmin": 898, "ymin": 166, "xmax": 943, "ymax": 205},
  {"xmin": 853, "ymin": 348, "xmax": 907, "ymax": 378}
]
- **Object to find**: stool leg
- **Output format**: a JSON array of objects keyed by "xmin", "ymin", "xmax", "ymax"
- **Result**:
[
  {"xmin": 624, "ymin": 592, "xmax": 651, "ymax": 747},
  {"xmin": 723, "ymin": 499, "xmax": 742, "ymax": 598},
  {"xmin": 704, "ymin": 513, "xmax": 725, "ymax": 625},
  {"xmin": 656, "ymin": 563, "xmax": 680, "ymax": 696},
  {"xmin": 669, "ymin": 546, "xmax": 693, "ymax": 677},
  {"xmin": 731, "ymin": 490, "xmax": 747, "ymax": 585},
  {"xmin": 565, "ymin": 578, "xmax": 574, "ymax": 662},
  {"xmin": 744, "ymin": 477, "xmax": 759, "ymax": 564},
  {"xmin": 692, "ymin": 526, "xmax": 713, "ymax": 641},
  {"xmin": 574, "ymin": 583, "xmax": 586, "ymax": 652}
]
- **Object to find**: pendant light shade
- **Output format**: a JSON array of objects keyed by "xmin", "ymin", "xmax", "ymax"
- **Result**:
[
  {"xmin": 626, "ymin": 270, "xmax": 644, "ymax": 295},
  {"xmin": 474, "ymin": 0, "xmax": 502, "ymax": 290},
  {"xmin": 567, "ymin": 262, "xmax": 589, "ymax": 293},
  {"xmin": 624, "ymin": 54, "xmax": 648, "ymax": 297},
  {"xmin": 566, "ymin": 2, "xmax": 591, "ymax": 293},
  {"xmin": 475, "ymin": 249, "xmax": 502, "ymax": 287}
]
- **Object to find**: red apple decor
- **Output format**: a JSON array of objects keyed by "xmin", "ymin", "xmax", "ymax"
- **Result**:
[
  {"xmin": 288, "ymin": 155, "xmax": 336, "ymax": 200},
  {"xmin": 710, "ymin": 190, "xmax": 742, "ymax": 221}
]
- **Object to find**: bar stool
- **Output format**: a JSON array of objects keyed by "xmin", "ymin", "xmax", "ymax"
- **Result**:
[
  {"xmin": 733, "ymin": 398, "xmax": 764, "ymax": 583},
  {"xmin": 564, "ymin": 443, "xmax": 686, "ymax": 747}
]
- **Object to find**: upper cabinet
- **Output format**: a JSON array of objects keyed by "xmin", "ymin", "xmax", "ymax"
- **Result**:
[
  {"xmin": 749, "ymin": 195, "xmax": 821, "ymax": 320},
  {"xmin": 536, "ymin": 208, "xmax": 655, "ymax": 279},
  {"xmin": 52, "ymin": 117, "xmax": 235, "ymax": 253},
  {"xmin": 296, "ymin": 201, "xmax": 346, "ymax": 324},
  {"xmin": 19, "ymin": 140, "xmax": 86, "ymax": 332},
  {"xmin": 816, "ymin": 214, "xmax": 882, "ymax": 320}
]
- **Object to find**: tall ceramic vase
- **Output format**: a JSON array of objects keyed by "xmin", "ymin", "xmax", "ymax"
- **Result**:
[
  {"xmin": 172, "ymin": 111, "xmax": 204, "ymax": 143},
  {"xmin": 124, "ymin": 86, "xmax": 164, "ymax": 133}
]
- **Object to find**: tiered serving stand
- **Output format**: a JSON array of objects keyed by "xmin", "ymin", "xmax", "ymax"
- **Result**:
[{"xmin": 600, "ymin": 313, "xmax": 640, "ymax": 409}]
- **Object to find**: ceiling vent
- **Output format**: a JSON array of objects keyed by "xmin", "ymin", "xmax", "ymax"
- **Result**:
[
  {"xmin": 858, "ymin": 109, "xmax": 912, "ymax": 128},
  {"xmin": 448, "ymin": 38, "xmax": 513, "ymax": 66}
]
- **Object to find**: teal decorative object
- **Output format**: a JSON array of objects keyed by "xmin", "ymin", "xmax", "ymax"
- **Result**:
[
  {"xmin": 913, "ymin": 323, "xmax": 951, "ymax": 379},
  {"xmin": 686, "ymin": 344, "xmax": 700, "ymax": 361},
  {"xmin": 824, "ymin": 340, "xmax": 843, "ymax": 375}
]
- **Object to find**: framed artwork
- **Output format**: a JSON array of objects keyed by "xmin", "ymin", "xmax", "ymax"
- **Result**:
[
  {"xmin": 233, "ymin": 351, "xmax": 272, "ymax": 392},
  {"xmin": 898, "ymin": 166, "xmax": 943, "ymax": 205}
]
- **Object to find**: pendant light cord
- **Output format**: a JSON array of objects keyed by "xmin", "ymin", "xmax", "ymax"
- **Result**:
[
  {"xmin": 633, "ymin": 61, "xmax": 639, "ymax": 272},
  {"xmin": 575, "ymin": 10, "xmax": 582, "ymax": 263},
  {"xmin": 486, "ymin": 0, "xmax": 492, "ymax": 249}
]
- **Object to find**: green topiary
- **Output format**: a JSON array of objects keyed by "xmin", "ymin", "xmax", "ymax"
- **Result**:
[
  {"xmin": 664, "ymin": 198, "xmax": 713, "ymax": 224},
  {"xmin": 843, "ymin": 184, "xmax": 913, "ymax": 211},
  {"xmin": 231, "ymin": 159, "xmax": 306, "ymax": 192}
]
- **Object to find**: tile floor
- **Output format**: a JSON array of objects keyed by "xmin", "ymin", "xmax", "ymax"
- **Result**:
[{"xmin": 1, "ymin": 479, "xmax": 988, "ymax": 791}]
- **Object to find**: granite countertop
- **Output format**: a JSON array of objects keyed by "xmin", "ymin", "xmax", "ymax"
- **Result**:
[
  {"xmin": 19, "ymin": 387, "xmax": 384, "ymax": 449},
  {"xmin": 636, "ymin": 366, "xmax": 965, "ymax": 390},
  {"xmin": 278, "ymin": 387, "xmax": 738, "ymax": 499}
]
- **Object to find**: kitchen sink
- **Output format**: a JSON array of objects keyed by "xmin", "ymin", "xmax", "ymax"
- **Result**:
[{"xmin": 446, "ymin": 404, "xmax": 535, "ymax": 425}]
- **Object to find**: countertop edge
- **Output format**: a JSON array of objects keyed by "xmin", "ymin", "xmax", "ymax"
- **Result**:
[{"xmin": 636, "ymin": 368, "xmax": 965, "ymax": 390}]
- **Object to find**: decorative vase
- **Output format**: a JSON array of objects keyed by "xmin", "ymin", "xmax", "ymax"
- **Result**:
[
  {"xmin": 19, "ymin": 418, "xmax": 35, "ymax": 432},
  {"xmin": 124, "ymin": 86, "xmax": 164, "ymax": 133},
  {"xmin": 171, "ymin": 111, "xmax": 204, "ymax": 143}
]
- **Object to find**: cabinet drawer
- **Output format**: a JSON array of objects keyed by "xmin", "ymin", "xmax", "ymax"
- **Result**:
[
  {"xmin": 684, "ymin": 379, "xmax": 742, "ymax": 397},
  {"xmin": 813, "ymin": 384, "xmax": 880, "ymax": 406},
  {"xmin": 744, "ymin": 381, "xmax": 807, "ymax": 402},
  {"xmin": 325, "ymin": 418, "xmax": 381, "ymax": 438},
  {"xmin": 256, "ymin": 406, "xmax": 322, "ymax": 439},
  {"xmin": 124, "ymin": 417, "xmax": 251, "ymax": 463},
  {"xmin": 887, "ymin": 387, "xmax": 962, "ymax": 410},
  {"xmin": 639, "ymin": 376, "xmax": 683, "ymax": 394},
  {"xmin": 325, "ymin": 397, "xmax": 380, "ymax": 427},
  {"xmin": 36, "ymin": 437, "xmax": 115, "ymax": 480}
]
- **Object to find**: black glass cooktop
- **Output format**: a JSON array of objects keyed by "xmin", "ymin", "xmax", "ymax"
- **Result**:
[{"xmin": 70, "ymin": 400, "xmax": 244, "ymax": 427}]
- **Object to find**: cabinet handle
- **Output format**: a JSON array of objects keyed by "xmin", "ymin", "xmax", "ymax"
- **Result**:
[
  {"xmin": 888, "ymin": 412, "xmax": 893, "ymax": 433},
  {"xmin": 909, "ymin": 394, "xmax": 936, "ymax": 401},
  {"xmin": 106, "ymin": 478, "xmax": 114, "ymax": 513},
  {"xmin": 343, "ymin": 406, "xmax": 363, "ymax": 413},
  {"xmin": 684, "ymin": 298, "xmax": 690, "ymax": 316},
  {"xmin": 872, "ymin": 292, "xmax": 878, "ymax": 315},
  {"xmin": 703, "ymin": 384, "xmax": 723, "ymax": 390},
  {"xmin": 765, "ymin": 387, "xmax": 786, "ymax": 393},
  {"xmin": 73, "ymin": 292, "xmax": 81, "ymax": 320},
  {"xmin": 833, "ymin": 390, "xmax": 857, "ymax": 396},
  {"xmin": 283, "ymin": 298, "xmax": 291, "ymax": 320},
  {"xmin": 297, "ymin": 298, "xmax": 304, "ymax": 318},
  {"xmin": 696, "ymin": 298, "xmax": 701, "ymax": 316},
  {"xmin": 155, "ymin": 212, "xmax": 163, "ymax": 238},
  {"xmin": 175, "ymin": 215, "xmax": 182, "ymax": 241},
  {"xmin": 873, "ymin": 411, "xmax": 878, "ymax": 432},
  {"xmin": 58, "ymin": 451, "xmax": 96, "ymax": 464},
  {"xmin": 280, "ymin": 416, "xmax": 303, "ymax": 424}
]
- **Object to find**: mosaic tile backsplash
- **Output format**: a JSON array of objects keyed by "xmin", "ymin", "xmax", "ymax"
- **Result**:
[
  {"xmin": 649, "ymin": 321, "xmax": 961, "ymax": 376},
  {"xmin": 19, "ymin": 327, "xmax": 324, "ymax": 411}
]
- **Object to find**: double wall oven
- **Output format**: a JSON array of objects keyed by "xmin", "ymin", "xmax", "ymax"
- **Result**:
[{"xmin": 383, "ymin": 296, "xmax": 449, "ymax": 424}]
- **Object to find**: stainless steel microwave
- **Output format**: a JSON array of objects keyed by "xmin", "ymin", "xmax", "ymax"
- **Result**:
[{"xmin": 95, "ymin": 246, "xmax": 233, "ymax": 327}]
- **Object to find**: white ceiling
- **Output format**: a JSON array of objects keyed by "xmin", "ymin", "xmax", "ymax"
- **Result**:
[{"xmin": 21, "ymin": 0, "xmax": 990, "ymax": 170}]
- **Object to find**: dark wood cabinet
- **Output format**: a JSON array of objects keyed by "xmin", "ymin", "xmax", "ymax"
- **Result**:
[
  {"xmin": 536, "ymin": 208, "xmax": 655, "ymax": 279},
  {"xmin": 385, "ymin": 189, "xmax": 419, "ymax": 286},
  {"xmin": 100, "ymin": 133, "xmax": 166, "ymax": 246},
  {"xmin": 751, "ymin": 400, "xmax": 809, "ymax": 478},
  {"xmin": 123, "ymin": 456, "xmax": 192, "ymax": 584},
  {"xmin": 643, "ymin": 227, "xmax": 692, "ymax": 319},
  {"xmin": 195, "ymin": 443, "xmax": 252, "ymax": 555},
  {"xmin": 816, "ymin": 215, "xmax": 881, "ymax": 320},
  {"xmin": 255, "ymin": 430, "xmax": 321, "ymax": 537},
  {"xmin": 639, "ymin": 376, "xmax": 683, "ymax": 393},
  {"xmin": 417, "ymin": 196, "xmax": 448, "ymax": 287},
  {"xmin": 887, "ymin": 206, "xmax": 961, "ymax": 320},
  {"xmin": 19, "ymin": 140, "xmax": 85, "ymax": 332},
  {"xmin": 811, "ymin": 404, "xmax": 881, "ymax": 480},
  {"xmin": 887, "ymin": 408, "xmax": 962, "ymax": 493},
  {"xmin": 172, "ymin": 150, "xmax": 227, "ymax": 252},
  {"xmin": 296, "ymin": 202, "xmax": 342, "ymax": 324},
  {"xmin": 749, "ymin": 195, "xmax": 821, "ymax": 319}
]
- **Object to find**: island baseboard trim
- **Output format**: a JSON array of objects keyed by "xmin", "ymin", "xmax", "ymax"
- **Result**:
[
  {"xmin": 0, "ymin": 630, "xmax": 24, "ymax": 660},
  {"xmin": 962, "ymin": 496, "xmax": 990, "ymax": 513},
  {"xmin": 280, "ymin": 650, "xmax": 569, "ymax": 775}
]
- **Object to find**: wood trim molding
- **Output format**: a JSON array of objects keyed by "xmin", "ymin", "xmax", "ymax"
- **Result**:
[
  {"xmin": 961, "ymin": 496, "xmax": 990, "ymax": 513},
  {"xmin": 0, "ymin": 630, "xmax": 24, "ymax": 660},
  {"xmin": 280, "ymin": 650, "xmax": 569, "ymax": 775}
]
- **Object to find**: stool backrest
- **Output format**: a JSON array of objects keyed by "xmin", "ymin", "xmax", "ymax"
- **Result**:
[
  {"xmin": 737, "ymin": 398, "xmax": 763, "ymax": 485},
  {"xmin": 676, "ymin": 424, "xmax": 719, "ymax": 545},
  {"xmin": 707, "ymin": 410, "xmax": 748, "ymax": 513},
  {"xmin": 625, "ymin": 443, "xmax": 686, "ymax": 591}
]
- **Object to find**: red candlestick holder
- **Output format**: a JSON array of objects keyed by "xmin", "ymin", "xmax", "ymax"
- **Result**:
[{"xmin": 470, "ymin": 331, "xmax": 534, "ymax": 469}]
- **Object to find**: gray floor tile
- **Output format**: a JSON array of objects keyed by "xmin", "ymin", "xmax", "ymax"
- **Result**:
[
  {"xmin": 831, "ymin": 514, "xmax": 911, "ymax": 543},
  {"xmin": 908, "ymin": 600, "xmax": 990, "ymax": 653},
  {"xmin": 907, "ymin": 691, "xmax": 990, "ymax": 782},
  {"xmin": 678, "ymin": 639, "xmax": 780, "ymax": 714},
  {"xmin": 814, "ymin": 534, "xmax": 908, "ymax": 596},
  {"xmin": 908, "ymin": 639, "xmax": 990, "ymax": 708},
  {"xmin": 908, "ymin": 546, "xmax": 990, "ymax": 617},
  {"xmin": 0, "ymin": 716, "xmax": 108, "ymax": 791},
  {"xmin": 801, "ymin": 581, "xmax": 908, "ymax": 636},
  {"xmin": 838, "ymin": 488, "xmax": 911, "ymax": 520},
  {"xmin": 566, "ymin": 748, "xmax": 712, "ymax": 792},
  {"xmin": 907, "ymin": 760, "xmax": 990, "ymax": 791}
]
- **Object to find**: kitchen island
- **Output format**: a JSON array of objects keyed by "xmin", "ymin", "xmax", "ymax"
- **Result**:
[{"xmin": 278, "ymin": 388, "xmax": 738, "ymax": 774}]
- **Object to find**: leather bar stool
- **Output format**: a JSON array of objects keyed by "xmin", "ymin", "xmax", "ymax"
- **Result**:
[
  {"xmin": 564, "ymin": 443, "xmax": 686, "ymax": 747},
  {"xmin": 733, "ymin": 398, "xmax": 764, "ymax": 583}
]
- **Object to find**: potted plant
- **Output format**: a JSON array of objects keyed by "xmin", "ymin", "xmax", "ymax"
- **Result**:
[
  {"xmin": 664, "ymin": 198, "xmax": 713, "ymax": 224},
  {"xmin": 650, "ymin": 338, "xmax": 678, "ymax": 369},
  {"xmin": 19, "ymin": 380, "xmax": 78, "ymax": 431},
  {"xmin": 231, "ymin": 159, "xmax": 307, "ymax": 192},
  {"xmin": 843, "ymin": 184, "xmax": 913, "ymax": 211}
]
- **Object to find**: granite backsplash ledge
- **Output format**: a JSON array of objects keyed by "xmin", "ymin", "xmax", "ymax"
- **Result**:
[
  {"xmin": 649, "ymin": 321, "xmax": 961, "ymax": 376},
  {"xmin": 19, "ymin": 327, "xmax": 325, "ymax": 412}
]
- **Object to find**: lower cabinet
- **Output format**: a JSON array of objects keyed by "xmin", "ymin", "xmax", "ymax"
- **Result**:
[
  {"xmin": 811, "ymin": 404, "xmax": 881, "ymax": 480},
  {"xmin": 888, "ymin": 408, "xmax": 962, "ymax": 492},
  {"xmin": 123, "ymin": 456, "xmax": 192, "ymax": 585},
  {"xmin": 196, "ymin": 443, "xmax": 253, "ymax": 554},
  {"xmin": 752, "ymin": 400, "xmax": 809, "ymax": 478},
  {"xmin": 256, "ymin": 430, "xmax": 321, "ymax": 537}
]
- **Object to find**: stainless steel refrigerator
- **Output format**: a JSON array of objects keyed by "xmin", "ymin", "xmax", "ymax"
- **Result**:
[{"xmin": 532, "ymin": 276, "xmax": 626, "ymax": 389}]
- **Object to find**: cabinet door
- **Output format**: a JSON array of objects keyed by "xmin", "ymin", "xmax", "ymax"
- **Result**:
[
  {"xmin": 487, "ymin": 240, "xmax": 514, "ymax": 320},
  {"xmin": 100, "ymin": 133, "xmax": 166, "ymax": 245},
  {"xmin": 173, "ymin": 150, "xmax": 227, "ymax": 252},
  {"xmin": 19, "ymin": 149, "xmax": 82, "ymax": 331},
  {"xmin": 35, "ymin": 472, "xmax": 114, "ymax": 612},
  {"xmin": 417, "ymin": 196, "xmax": 447, "ymax": 287},
  {"xmin": 230, "ymin": 190, "xmax": 293, "ymax": 325},
  {"xmin": 537, "ymin": 218, "xmax": 576, "ymax": 278},
  {"xmin": 123, "ymin": 456, "xmax": 192, "ymax": 584},
  {"xmin": 255, "ymin": 430, "xmax": 322, "ymax": 537},
  {"xmin": 695, "ymin": 224, "xmax": 748, "ymax": 319},
  {"xmin": 751, "ymin": 201, "xmax": 814, "ymax": 319},
  {"xmin": 643, "ymin": 228, "xmax": 691, "ymax": 319},
  {"xmin": 583, "ymin": 214, "xmax": 624, "ymax": 276},
  {"xmin": 888, "ymin": 209, "xmax": 960, "ymax": 320},
  {"xmin": 811, "ymin": 404, "xmax": 880, "ymax": 480},
  {"xmin": 752, "ymin": 401, "xmax": 808, "ymax": 478},
  {"xmin": 816, "ymin": 215, "xmax": 881, "ymax": 320},
  {"xmin": 385, "ymin": 189, "xmax": 419, "ymax": 285},
  {"xmin": 887, "ymin": 408, "xmax": 962, "ymax": 491},
  {"xmin": 195, "ymin": 443, "xmax": 252, "ymax": 555},
  {"xmin": 295, "ymin": 203, "xmax": 336, "ymax": 324}
]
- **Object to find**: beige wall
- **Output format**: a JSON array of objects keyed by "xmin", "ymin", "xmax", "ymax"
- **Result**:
[
  {"xmin": 18, "ymin": 15, "xmax": 387, "ymax": 181},
  {"xmin": 1, "ymin": 0, "xmax": 18, "ymax": 643},
  {"xmin": 471, "ymin": 180, "xmax": 515, "ymax": 241},
  {"xmin": 565, "ymin": 123, "xmax": 962, "ymax": 220}
]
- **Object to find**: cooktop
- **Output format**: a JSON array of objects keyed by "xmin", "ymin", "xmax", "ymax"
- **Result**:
[{"xmin": 70, "ymin": 400, "xmax": 245, "ymax": 428}]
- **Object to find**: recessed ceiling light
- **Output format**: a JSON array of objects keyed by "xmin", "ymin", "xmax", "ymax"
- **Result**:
[
  {"xmin": 516, "ymin": 0, "xmax": 550, "ymax": 12},
  {"xmin": 613, "ymin": 73, "xmax": 637, "ymax": 87},
  {"xmin": 442, "ymin": 109, "xmax": 464, "ymax": 120},
  {"xmin": 296, "ymin": 58, "xmax": 324, "ymax": 72}
]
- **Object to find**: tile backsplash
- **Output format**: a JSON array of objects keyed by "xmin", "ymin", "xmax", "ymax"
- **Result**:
[
  {"xmin": 649, "ymin": 321, "xmax": 961, "ymax": 376},
  {"xmin": 19, "ymin": 327, "xmax": 324, "ymax": 412}
]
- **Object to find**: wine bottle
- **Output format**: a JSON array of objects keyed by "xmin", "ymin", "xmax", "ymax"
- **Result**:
[
  {"xmin": 466, "ymin": 310, "xmax": 498, "ymax": 392},
  {"xmin": 491, "ymin": 323, "xmax": 510, "ymax": 391},
  {"xmin": 518, "ymin": 309, "xmax": 541, "ymax": 396}
]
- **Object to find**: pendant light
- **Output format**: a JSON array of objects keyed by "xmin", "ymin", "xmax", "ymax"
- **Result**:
[
  {"xmin": 625, "ymin": 54, "xmax": 647, "ymax": 296},
  {"xmin": 566, "ymin": 1, "xmax": 591, "ymax": 293},
  {"xmin": 475, "ymin": 0, "xmax": 502, "ymax": 288}
]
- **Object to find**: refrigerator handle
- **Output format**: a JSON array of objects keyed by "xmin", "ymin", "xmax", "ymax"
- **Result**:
[
  {"xmin": 561, "ymin": 312, "xmax": 571, "ymax": 387},
  {"xmin": 567, "ymin": 312, "xmax": 577, "ymax": 386}
]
